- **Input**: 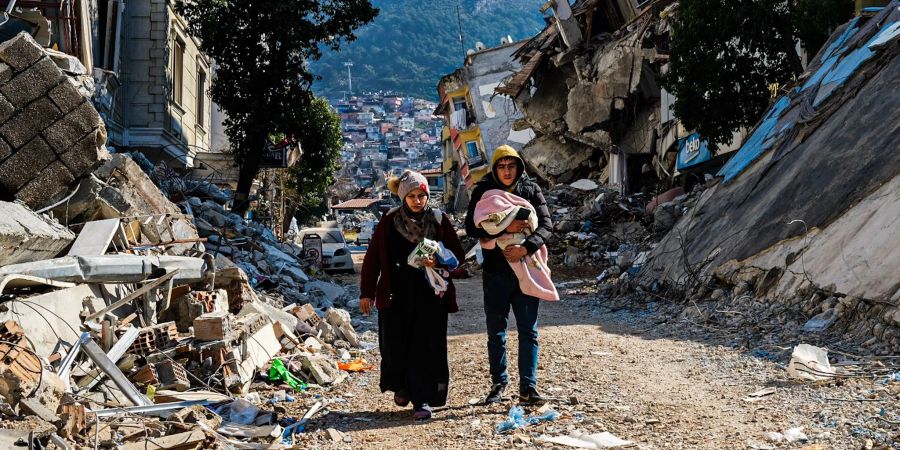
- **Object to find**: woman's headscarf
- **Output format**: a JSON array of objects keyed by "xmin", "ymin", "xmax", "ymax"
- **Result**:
[{"xmin": 388, "ymin": 170, "xmax": 438, "ymax": 243}]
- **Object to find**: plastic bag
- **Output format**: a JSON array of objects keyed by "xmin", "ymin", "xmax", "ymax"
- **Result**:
[
  {"xmin": 269, "ymin": 359, "xmax": 308, "ymax": 392},
  {"xmin": 337, "ymin": 357, "xmax": 375, "ymax": 372},
  {"xmin": 229, "ymin": 398, "xmax": 259, "ymax": 425},
  {"xmin": 495, "ymin": 405, "xmax": 561, "ymax": 433}
]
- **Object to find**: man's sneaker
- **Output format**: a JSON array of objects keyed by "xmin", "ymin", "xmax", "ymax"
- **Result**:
[
  {"xmin": 519, "ymin": 386, "xmax": 548, "ymax": 405},
  {"xmin": 413, "ymin": 404, "xmax": 432, "ymax": 420},
  {"xmin": 484, "ymin": 383, "xmax": 507, "ymax": 404}
]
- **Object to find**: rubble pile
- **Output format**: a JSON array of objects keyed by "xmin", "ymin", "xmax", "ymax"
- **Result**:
[
  {"xmin": 0, "ymin": 32, "xmax": 370, "ymax": 449},
  {"xmin": 636, "ymin": 7, "xmax": 900, "ymax": 354},
  {"xmin": 541, "ymin": 179, "xmax": 699, "ymax": 281}
]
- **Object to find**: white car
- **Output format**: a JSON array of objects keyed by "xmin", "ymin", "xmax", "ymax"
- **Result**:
[{"xmin": 297, "ymin": 227, "xmax": 355, "ymax": 273}]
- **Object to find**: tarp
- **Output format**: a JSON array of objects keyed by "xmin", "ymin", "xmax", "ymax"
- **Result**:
[{"xmin": 717, "ymin": 96, "xmax": 790, "ymax": 183}]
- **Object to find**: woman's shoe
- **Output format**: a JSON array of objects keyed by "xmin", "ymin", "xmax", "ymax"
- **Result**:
[
  {"xmin": 394, "ymin": 391, "xmax": 410, "ymax": 407},
  {"xmin": 412, "ymin": 404, "xmax": 432, "ymax": 420}
]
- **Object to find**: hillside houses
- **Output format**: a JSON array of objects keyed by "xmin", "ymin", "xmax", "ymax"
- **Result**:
[{"xmin": 329, "ymin": 93, "xmax": 444, "ymax": 205}]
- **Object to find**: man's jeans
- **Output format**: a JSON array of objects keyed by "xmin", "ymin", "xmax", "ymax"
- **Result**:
[{"xmin": 483, "ymin": 270, "xmax": 539, "ymax": 393}]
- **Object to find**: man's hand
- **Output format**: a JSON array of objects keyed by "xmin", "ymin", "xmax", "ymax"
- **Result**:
[
  {"xmin": 505, "ymin": 220, "xmax": 529, "ymax": 233},
  {"xmin": 360, "ymin": 297, "xmax": 374, "ymax": 316},
  {"xmin": 503, "ymin": 245, "xmax": 527, "ymax": 262}
]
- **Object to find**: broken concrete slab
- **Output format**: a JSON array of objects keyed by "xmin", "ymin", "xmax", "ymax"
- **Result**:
[
  {"xmin": 0, "ymin": 201, "xmax": 75, "ymax": 266},
  {"xmin": 67, "ymin": 218, "xmax": 120, "ymax": 256}
]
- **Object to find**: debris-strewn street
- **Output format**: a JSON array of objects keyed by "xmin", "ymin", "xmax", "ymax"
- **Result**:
[{"xmin": 287, "ymin": 275, "xmax": 900, "ymax": 449}]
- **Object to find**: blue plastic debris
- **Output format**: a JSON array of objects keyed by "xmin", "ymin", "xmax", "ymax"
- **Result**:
[
  {"xmin": 717, "ymin": 96, "xmax": 791, "ymax": 183},
  {"xmin": 495, "ymin": 405, "xmax": 561, "ymax": 433}
]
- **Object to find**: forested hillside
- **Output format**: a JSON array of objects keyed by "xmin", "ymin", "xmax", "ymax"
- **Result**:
[{"xmin": 312, "ymin": 0, "xmax": 546, "ymax": 99}]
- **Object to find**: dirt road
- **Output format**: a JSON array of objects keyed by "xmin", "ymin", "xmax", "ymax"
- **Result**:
[{"xmin": 291, "ymin": 273, "xmax": 897, "ymax": 449}]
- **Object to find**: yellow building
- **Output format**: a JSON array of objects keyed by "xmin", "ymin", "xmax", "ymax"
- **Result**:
[{"xmin": 435, "ymin": 78, "xmax": 490, "ymax": 211}]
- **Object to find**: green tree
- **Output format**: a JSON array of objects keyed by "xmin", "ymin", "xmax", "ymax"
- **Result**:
[
  {"xmin": 794, "ymin": 0, "xmax": 855, "ymax": 57},
  {"xmin": 662, "ymin": 0, "xmax": 803, "ymax": 146},
  {"xmin": 282, "ymin": 97, "xmax": 345, "ymax": 228},
  {"xmin": 174, "ymin": 0, "xmax": 377, "ymax": 213}
]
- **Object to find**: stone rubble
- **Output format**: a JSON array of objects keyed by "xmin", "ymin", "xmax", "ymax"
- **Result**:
[{"xmin": 0, "ymin": 32, "xmax": 369, "ymax": 449}]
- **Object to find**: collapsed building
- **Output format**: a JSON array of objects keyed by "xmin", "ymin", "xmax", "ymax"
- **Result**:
[
  {"xmin": 640, "ymin": 5, "xmax": 900, "ymax": 352},
  {"xmin": 0, "ymin": 32, "xmax": 367, "ymax": 449}
]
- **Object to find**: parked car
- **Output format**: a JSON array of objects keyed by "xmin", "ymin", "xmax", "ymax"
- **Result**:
[
  {"xmin": 356, "ymin": 220, "xmax": 378, "ymax": 245},
  {"xmin": 297, "ymin": 227, "xmax": 355, "ymax": 273}
]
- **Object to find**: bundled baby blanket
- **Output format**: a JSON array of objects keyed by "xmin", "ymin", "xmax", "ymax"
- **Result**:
[
  {"xmin": 408, "ymin": 238, "xmax": 459, "ymax": 296},
  {"xmin": 474, "ymin": 189, "xmax": 559, "ymax": 301}
]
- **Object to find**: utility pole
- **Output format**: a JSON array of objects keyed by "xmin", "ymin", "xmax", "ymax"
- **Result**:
[
  {"xmin": 344, "ymin": 61, "xmax": 354, "ymax": 97},
  {"xmin": 456, "ymin": 0, "xmax": 466, "ymax": 59}
]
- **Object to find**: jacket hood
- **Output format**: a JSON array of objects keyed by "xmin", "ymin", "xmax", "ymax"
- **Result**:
[{"xmin": 491, "ymin": 145, "xmax": 525, "ymax": 189}]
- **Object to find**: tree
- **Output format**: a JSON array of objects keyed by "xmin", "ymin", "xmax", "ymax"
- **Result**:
[
  {"xmin": 662, "ymin": 0, "xmax": 854, "ymax": 147},
  {"xmin": 794, "ymin": 0, "xmax": 854, "ymax": 57},
  {"xmin": 282, "ymin": 97, "xmax": 345, "ymax": 229},
  {"xmin": 175, "ymin": 0, "xmax": 378, "ymax": 213},
  {"xmin": 662, "ymin": 0, "xmax": 803, "ymax": 146}
]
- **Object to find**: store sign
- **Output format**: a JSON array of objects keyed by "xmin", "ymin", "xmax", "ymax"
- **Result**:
[
  {"xmin": 676, "ymin": 133, "xmax": 712, "ymax": 170},
  {"xmin": 259, "ymin": 140, "xmax": 302, "ymax": 168},
  {"xmin": 301, "ymin": 234, "xmax": 323, "ymax": 272}
]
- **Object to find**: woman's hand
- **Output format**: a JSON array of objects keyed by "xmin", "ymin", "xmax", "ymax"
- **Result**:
[
  {"xmin": 360, "ymin": 297, "xmax": 374, "ymax": 316},
  {"xmin": 421, "ymin": 256, "xmax": 436, "ymax": 268}
]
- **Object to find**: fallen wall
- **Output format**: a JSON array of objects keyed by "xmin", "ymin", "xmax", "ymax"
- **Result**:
[{"xmin": 0, "ymin": 33, "xmax": 108, "ymax": 209}]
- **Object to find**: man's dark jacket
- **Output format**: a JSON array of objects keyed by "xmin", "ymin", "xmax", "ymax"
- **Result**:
[{"xmin": 465, "ymin": 168, "xmax": 553, "ymax": 275}]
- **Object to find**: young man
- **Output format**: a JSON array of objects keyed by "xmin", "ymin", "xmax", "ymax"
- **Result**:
[{"xmin": 465, "ymin": 145, "xmax": 553, "ymax": 405}]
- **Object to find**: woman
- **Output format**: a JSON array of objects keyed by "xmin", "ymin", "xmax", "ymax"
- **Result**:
[{"xmin": 359, "ymin": 170, "xmax": 465, "ymax": 420}]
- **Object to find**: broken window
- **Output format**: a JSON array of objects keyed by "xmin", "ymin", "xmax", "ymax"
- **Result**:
[
  {"xmin": 197, "ymin": 63, "xmax": 207, "ymax": 129},
  {"xmin": 172, "ymin": 38, "xmax": 185, "ymax": 106}
]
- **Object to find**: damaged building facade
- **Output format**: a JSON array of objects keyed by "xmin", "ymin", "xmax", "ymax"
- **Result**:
[
  {"xmin": 435, "ymin": 39, "xmax": 535, "ymax": 210},
  {"xmin": 495, "ymin": 0, "xmax": 741, "ymax": 192}
]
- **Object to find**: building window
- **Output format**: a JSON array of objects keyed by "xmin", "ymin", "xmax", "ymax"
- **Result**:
[
  {"xmin": 197, "ymin": 63, "xmax": 207, "ymax": 129},
  {"xmin": 172, "ymin": 38, "xmax": 185, "ymax": 106},
  {"xmin": 465, "ymin": 140, "xmax": 483, "ymax": 166},
  {"xmin": 452, "ymin": 96, "xmax": 467, "ymax": 113}
]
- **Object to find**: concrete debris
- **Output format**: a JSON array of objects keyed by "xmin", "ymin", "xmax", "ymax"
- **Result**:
[
  {"xmin": 0, "ymin": 201, "xmax": 75, "ymax": 266},
  {"xmin": 0, "ymin": 30, "xmax": 370, "ymax": 448}
]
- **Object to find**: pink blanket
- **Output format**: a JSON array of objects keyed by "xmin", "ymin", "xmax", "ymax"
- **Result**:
[{"xmin": 474, "ymin": 190, "xmax": 559, "ymax": 301}]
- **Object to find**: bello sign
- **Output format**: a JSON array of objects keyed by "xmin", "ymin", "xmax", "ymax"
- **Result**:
[{"xmin": 676, "ymin": 132, "xmax": 712, "ymax": 171}]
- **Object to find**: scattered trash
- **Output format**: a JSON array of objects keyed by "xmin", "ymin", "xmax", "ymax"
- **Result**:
[
  {"xmin": 538, "ymin": 430, "xmax": 634, "ymax": 448},
  {"xmin": 743, "ymin": 387, "xmax": 777, "ymax": 402},
  {"xmin": 788, "ymin": 344, "xmax": 836, "ymax": 381},
  {"xmin": 269, "ymin": 359, "xmax": 308, "ymax": 392},
  {"xmin": 495, "ymin": 405, "xmax": 561, "ymax": 433},
  {"xmin": 337, "ymin": 357, "xmax": 375, "ymax": 372},
  {"xmin": 784, "ymin": 427, "xmax": 809, "ymax": 443}
]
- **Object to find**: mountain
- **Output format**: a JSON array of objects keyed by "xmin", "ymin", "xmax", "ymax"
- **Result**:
[{"xmin": 311, "ymin": 0, "xmax": 547, "ymax": 100}]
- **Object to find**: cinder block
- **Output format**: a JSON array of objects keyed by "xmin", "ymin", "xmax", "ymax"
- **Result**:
[
  {"xmin": 0, "ymin": 97, "xmax": 61, "ymax": 148},
  {"xmin": 59, "ymin": 127, "xmax": 106, "ymax": 177},
  {"xmin": 0, "ymin": 32, "xmax": 44, "ymax": 71},
  {"xmin": 0, "ymin": 138, "xmax": 9, "ymax": 161},
  {"xmin": 43, "ymin": 101, "xmax": 103, "ymax": 153},
  {"xmin": 15, "ymin": 160, "xmax": 74, "ymax": 209},
  {"xmin": 193, "ymin": 312, "xmax": 231, "ymax": 342},
  {"xmin": 48, "ymin": 79, "xmax": 85, "ymax": 113},
  {"xmin": 0, "ymin": 57, "xmax": 64, "ymax": 107},
  {"xmin": 0, "ymin": 94, "xmax": 14, "ymax": 124},
  {"xmin": 0, "ymin": 136, "xmax": 56, "ymax": 191},
  {"xmin": 0, "ymin": 63, "xmax": 11, "ymax": 84}
]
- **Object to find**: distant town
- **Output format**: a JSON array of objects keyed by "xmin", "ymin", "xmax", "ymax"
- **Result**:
[{"xmin": 327, "ymin": 94, "xmax": 445, "ymax": 206}]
